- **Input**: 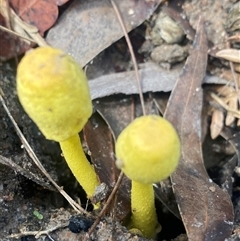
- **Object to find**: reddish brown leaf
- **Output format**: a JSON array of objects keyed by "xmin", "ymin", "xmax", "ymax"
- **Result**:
[
  {"xmin": 0, "ymin": 13, "xmax": 31, "ymax": 61},
  {"xmin": 10, "ymin": 0, "xmax": 60, "ymax": 35},
  {"xmin": 84, "ymin": 111, "xmax": 131, "ymax": 220},
  {"xmin": 164, "ymin": 18, "xmax": 234, "ymax": 241},
  {"xmin": 46, "ymin": 0, "xmax": 161, "ymax": 66},
  {"xmin": 84, "ymin": 112, "xmax": 117, "ymax": 185},
  {"xmin": 0, "ymin": 0, "xmax": 69, "ymax": 60}
]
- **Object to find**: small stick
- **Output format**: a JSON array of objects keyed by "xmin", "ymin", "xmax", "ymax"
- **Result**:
[
  {"xmin": 110, "ymin": 0, "xmax": 146, "ymax": 116},
  {"xmin": 0, "ymin": 25, "xmax": 36, "ymax": 43},
  {"xmin": 7, "ymin": 222, "xmax": 69, "ymax": 239}
]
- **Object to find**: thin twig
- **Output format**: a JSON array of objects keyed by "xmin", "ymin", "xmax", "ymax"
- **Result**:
[
  {"xmin": 0, "ymin": 25, "xmax": 37, "ymax": 43},
  {"xmin": 0, "ymin": 0, "xmax": 19, "ymax": 65},
  {"xmin": 0, "ymin": 1, "xmax": 48, "ymax": 47},
  {"xmin": 211, "ymin": 92, "xmax": 240, "ymax": 118},
  {"xmin": 7, "ymin": 222, "xmax": 69, "ymax": 239},
  {"xmin": 110, "ymin": 0, "xmax": 146, "ymax": 115}
]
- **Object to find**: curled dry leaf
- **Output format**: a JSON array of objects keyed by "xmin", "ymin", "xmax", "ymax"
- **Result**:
[
  {"xmin": 216, "ymin": 48, "xmax": 240, "ymax": 63},
  {"xmin": 210, "ymin": 110, "xmax": 224, "ymax": 139},
  {"xmin": 210, "ymin": 109, "xmax": 225, "ymax": 139}
]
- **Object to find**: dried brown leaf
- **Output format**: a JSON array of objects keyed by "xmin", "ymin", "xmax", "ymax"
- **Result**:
[
  {"xmin": 216, "ymin": 48, "xmax": 240, "ymax": 63},
  {"xmin": 88, "ymin": 62, "xmax": 231, "ymax": 100},
  {"xmin": 84, "ymin": 111, "xmax": 131, "ymax": 220},
  {"xmin": 210, "ymin": 109, "xmax": 224, "ymax": 139},
  {"xmin": 164, "ymin": 18, "xmax": 234, "ymax": 241},
  {"xmin": 0, "ymin": 0, "xmax": 68, "ymax": 60},
  {"xmin": 84, "ymin": 112, "xmax": 117, "ymax": 185},
  {"xmin": 46, "ymin": 0, "xmax": 161, "ymax": 66}
]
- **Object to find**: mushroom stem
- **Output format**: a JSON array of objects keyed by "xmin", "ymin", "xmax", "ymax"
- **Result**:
[
  {"xmin": 60, "ymin": 134, "xmax": 99, "ymax": 199},
  {"xmin": 115, "ymin": 115, "xmax": 180, "ymax": 238},
  {"xmin": 129, "ymin": 181, "xmax": 158, "ymax": 239}
]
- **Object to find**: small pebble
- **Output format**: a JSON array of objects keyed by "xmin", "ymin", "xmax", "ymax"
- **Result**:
[{"xmin": 69, "ymin": 215, "xmax": 93, "ymax": 233}]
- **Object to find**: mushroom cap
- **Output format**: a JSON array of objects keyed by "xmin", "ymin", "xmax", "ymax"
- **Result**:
[
  {"xmin": 17, "ymin": 47, "xmax": 92, "ymax": 142},
  {"xmin": 115, "ymin": 115, "xmax": 180, "ymax": 184}
]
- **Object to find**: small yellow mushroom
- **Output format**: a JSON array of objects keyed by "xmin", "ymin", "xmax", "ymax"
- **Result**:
[
  {"xmin": 17, "ymin": 46, "xmax": 99, "ymax": 200},
  {"xmin": 115, "ymin": 115, "xmax": 180, "ymax": 239}
]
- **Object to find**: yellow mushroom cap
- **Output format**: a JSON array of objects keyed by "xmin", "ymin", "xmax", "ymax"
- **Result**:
[
  {"xmin": 17, "ymin": 47, "xmax": 92, "ymax": 142},
  {"xmin": 115, "ymin": 115, "xmax": 180, "ymax": 184}
]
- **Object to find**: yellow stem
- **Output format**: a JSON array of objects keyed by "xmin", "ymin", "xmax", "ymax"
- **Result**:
[
  {"xmin": 59, "ymin": 134, "xmax": 99, "ymax": 199},
  {"xmin": 129, "ymin": 181, "xmax": 158, "ymax": 239}
]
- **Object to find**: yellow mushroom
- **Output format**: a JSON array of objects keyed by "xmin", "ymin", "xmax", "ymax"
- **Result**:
[
  {"xmin": 115, "ymin": 115, "xmax": 180, "ymax": 239},
  {"xmin": 16, "ymin": 46, "xmax": 99, "ymax": 200}
]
